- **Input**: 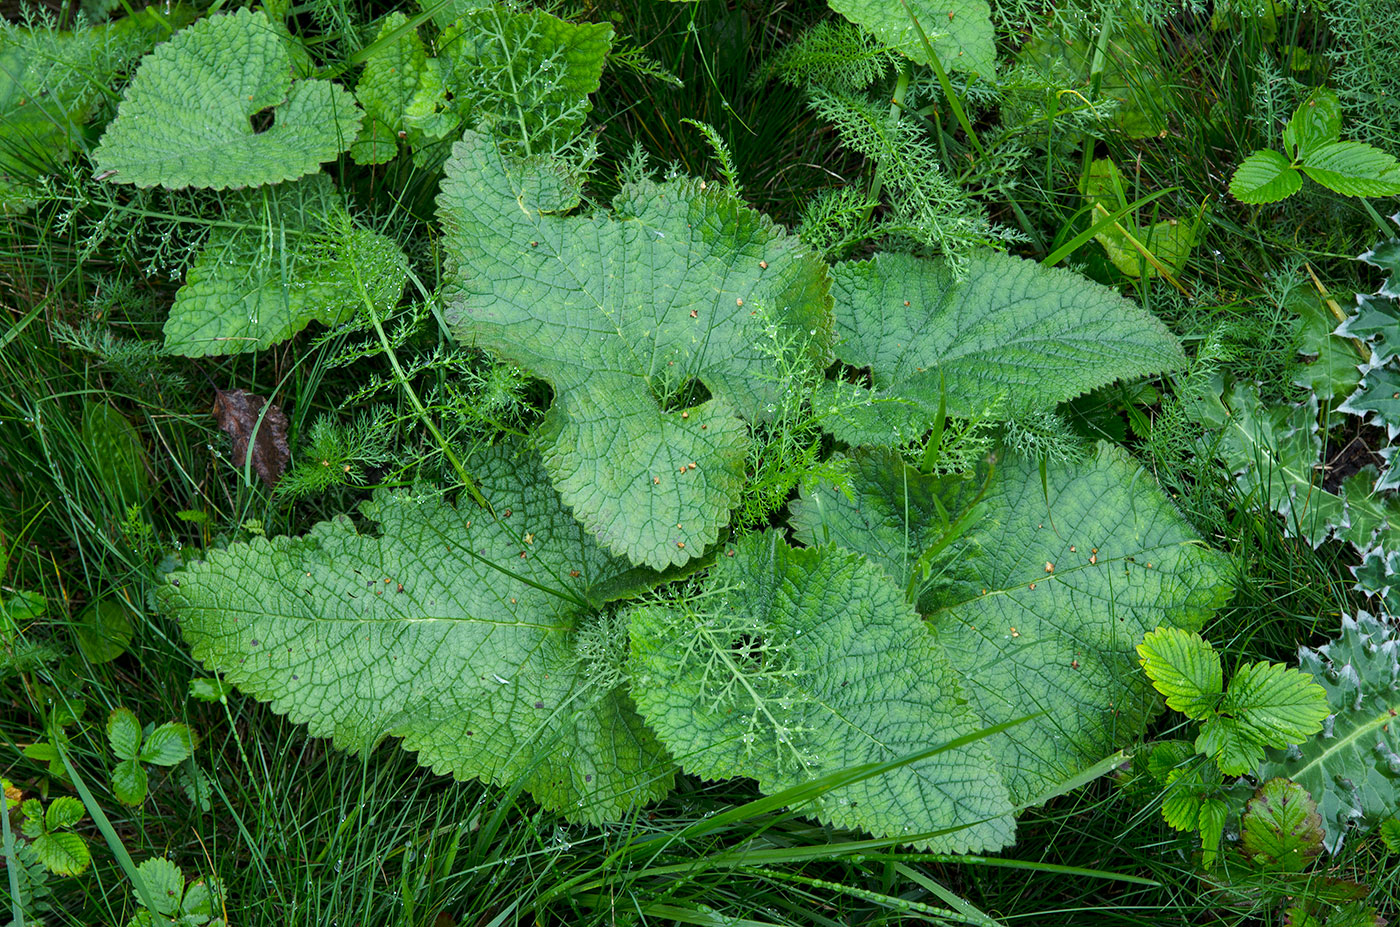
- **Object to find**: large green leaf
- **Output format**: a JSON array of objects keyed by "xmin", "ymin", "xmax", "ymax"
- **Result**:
[
  {"xmin": 159, "ymin": 443, "xmax": 677, "ymax": 823},
  {"xmin": 827, "ymin": 0, "xmax": 995, "ymax": 76},
  {"xmin": 93, "ymin": 9, "xmax": 362, "ymax": 189},
  {"xmin": 438, "ymin": 130, "xmax": 832, "ymax": 569},
  {"xmin": 816, "ymin": 251, "xmax": 1185, "ymax": 445},
  {"xmin": 164, "ymin": 175, "xmax": 407, "ymax": 356},
  {"xmin": 626, "ymin": 531, "xmax": 1016, "ymax": 852},
  {"xmin": 792, "ymin": 443, "xmax": 1234, "ymax": 802},
  {"xmin": 1256, "ymin": 612, "xmax": 1400, "ymax": 853}
]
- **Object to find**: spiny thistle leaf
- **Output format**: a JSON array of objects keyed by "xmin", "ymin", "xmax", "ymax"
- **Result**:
[
  {"xmin": 1256, "ymin": 612, "xmax": 1400, "ymax": 853},
  {"xmin": 815, "ymin": 251, "xmax": 1186, "ymax": 446},
  {"xmin": 93, "ymin": 9, "xmax": 362, "ymax": 189},
  {"xmin": 626, "ymin": 531, "xmax": 1016, "ymax": 853},
  {"xmin": 792, "ymin": 442, "xmax": 1234, "ymax": 803},
  {"xmin": 159, "ymin": 442, "xmax": 677, "ymax": 823},
  {"xmin": 164, "ymin": 175, "xmax": 407, "ymax": 356},
  {"xmin": 438, "ymin": 130, "xmax": 831, "ymax": 569}
]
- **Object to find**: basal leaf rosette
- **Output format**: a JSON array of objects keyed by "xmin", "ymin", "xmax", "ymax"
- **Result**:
[
  {"xmin": 792, "ymin": 443, "xmax": 1235, "ymax": 803},
  {"xmin": 817, "ymin": 251, "xmax": 1187, "ymax": 446},
  {"xmin": 626, "ymin": 531, "xmax": 1016, "ymax": 853},
  {"xmin": 159, "ymin": 443, "xmax": 676, "ymax": 823},
  {"xmin": 438, "ymin": 130, "xmax": 832, "ymax": 569},
  {"xmin": 93, "ymin": 9, "xmax": 362, "ymax": 189}
]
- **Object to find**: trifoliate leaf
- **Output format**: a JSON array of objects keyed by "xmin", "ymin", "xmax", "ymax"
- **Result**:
[
  {"xmin": 1241, "ymin": 778, "xmax": 1324, "ymax": 872},
  {"xmin": 816, "ymin": 251, "xmax": 1185, "ymax": 446},
  {"xmin": 139, "ymin": 723, "xmax": 193, "ymax": 767},
  {"xmin": 827, "ymin": 0, "xmax": 995, "ymax": 76},
  {"xmin": 93, "ymin": 9, "xmax": 362, "ymax": 189},
  {"xmin": 32, "ymin": 831, "xmax": 90, "ymax": 877},
  {"xmin": 165, "ymin": 175, "xmax": 407, "ymax": 356},
  {"xmin": 1300, "ymin": 141, "xmax": 1400, "ymax": 198},
  {"xmin": 112, "ymin": 757, "xmax": 148, "ymax": 806},
  {"xmin": 1196, "ymin": 715, "xmax": 1266, "ymax": 776},
  {"xmin": 1137, "ymin": 627, "xmax": 1223, "ymax": 721},
  {"xmin": 181, "ymin": 877, "xmax": 221, "ymax": 918},
  {"xmin": 1283, "ymin": 88, "xmax": 1342, "ymax": 160},
  {"xmin": 792, "ymin": 442, "xmax": 1234, "ymax": 803},
  {"xmin": 107, "ymin": 707, "xmax": 142, "ymax": 761},
  {"xmin": 160, "ymin": 442, "xmax": 677, "ymax": 823},
  {"xmin": 134, "ymin": 857, "xmax": 183, "ymax": 916},
  {"xmin": 1256, "ymin": 612, "xmax": 1400, "ymax": 853},
  {"xmin": 626, "ymin": 531, "xmax": 1015, "ymax": 852},
  {"xmin": 1218, "ymin": 660, "xmax": 1330, "ymax": 748},
  {"xmin": 1143, "ymin": 740, "xmax": 1195, "ymax": 784},
  {"xmin": 438, "ymin": 131, "xmax": 831, "ymax": 569},
  {"xmin": 1160, "ymin": 763, "xmax": 1218, "ymax": 831},
  {"xmin": 1230, "ymin": 149, "xmax": 1303, "ymax": 204}
]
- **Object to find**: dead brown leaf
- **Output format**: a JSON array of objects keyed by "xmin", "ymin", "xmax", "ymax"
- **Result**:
[{"xmin": 212, "ymin": 388, "xmax": 290, "ymax": 487}]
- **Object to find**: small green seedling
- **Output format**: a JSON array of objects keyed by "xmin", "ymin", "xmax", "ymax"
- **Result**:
[
  {"xmin": 19, "ymin": 796, "xmax": 91, "ymax": 876},
  {"xmin": 107, "ymin": 708, "xmax": 194, "ymax": 806},
  {"xmin": 1230, "ymin": 88, "xmax": 1400, "ymax": 204},
  {"xmin": 126, "ymin": 857, "xmax": 225, "ymax": 927}
]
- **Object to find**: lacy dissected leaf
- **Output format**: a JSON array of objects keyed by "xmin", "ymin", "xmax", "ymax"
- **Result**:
[
  {"xmin": 792, "ymin": 442, "xmax": 1234, "ymax": 802},
  {"xmin": 626, "ymin": 531, "xmax": 1015, "ymax": 852},
  {"xmin": 1136, "ymin": 627, "xmax": 1222, "ymax": 721},
  {"xmin": 1016, "ymin": 13, "xmax": 1168, "ymax": 138},
  {"xmin": 827, "ymin": 0, "xmax": 995, "ymax": 76},
  {"xmin": 159, "ymin": 442, "xmax": 676, "ymax": 822},
  {"xmin": 1241, "ymin": 778, "xmax": 1325, "ymax": 872},
  {"xmin": 93, "ymin": 9, "xmax": 362, "ymax": 189},
  {"xmin": 165, "ymin": 175, "xmax": 408, "ymax": 356},
  {"xmin": 211, "ymin": 389, "xmax": 290, "ymax": 488},
  {"xmin": 815, "ymin": 251, "xmax": 1185, "ymax": 446},
  {"xmin": 438, "ymin": 130, "xmax": 832, "ymax": 569},
  {"xmin": 1, "ymin": 9, "xmax": 181, "ymax": 210},
  {"xmin": 1256, "ymin": 612, "xmax": 1400, "ymax": 853},
  {"xmin": 1230, "ymin": 150, "xmax": 1303, "ymax": 204}
]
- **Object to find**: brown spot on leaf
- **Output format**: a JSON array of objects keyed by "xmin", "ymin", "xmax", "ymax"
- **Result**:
[{"xmin": 212, "ymin": 388, "xmax": 289, "ymax": 487}]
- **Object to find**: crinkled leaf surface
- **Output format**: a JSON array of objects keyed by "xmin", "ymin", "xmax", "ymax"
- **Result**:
[
  {"xmin": 350, "ymin": 13, "xmax": 447, "ymax": 165},
  {"xmin": 165, "ymin": 175, "xmax": 407, "ymax": 356},
  {"xmin": 1256, "ymin": 612, "xmax": 1400, "ymax": 853},
  {"xmin": 159, "ymin": 443, "xmax": 677, "ymax": 823},
  {"xmin": 827, "ymin": 0, "xmax": 995, "ymax": 76},
  {"xmin": 93, "ymin": 9, "xmax": 362, "ymax": 189},
  {"xmin": 626, "ymin": 531, "xmax": 1015, "ymax": 852},
  {"xmin": 438, "ymin": 130, "xmax": 831, "ymax": 568},
  {"xmin": 815, "ymin": 251, "xmax": 1185, "ymax": 446},
  {"xmin": 793, "ymin": 442, "xmax": 1234, "ymax": 802}
]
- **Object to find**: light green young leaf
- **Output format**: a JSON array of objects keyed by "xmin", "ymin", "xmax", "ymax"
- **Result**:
[
  {"xmin": 107, "ymin": 707, "xmax": 142, "ymax": 761},
  {"xmin": 626, "ymin": 531, "xmax": 1016, "ymax": 852},
  {"xmin": 1241, "ymin": 778, "xmax": 1324, "ymax": 872},
  {"xmin": 816, "ymin": 251, "xmax": 1185, "ymax": 445},
  {"xmin": 93, "ymin": 9, "xmax": 362, "ymax": 189},
  {"xmin": 159, "ymin": 443, "xmax": 676, "ymax": 823},
  {"xmin": 1283, "ymin": 88, "xmax": 1342, "ymax": 160},
  {"xmin": 1218, "ymin": 660, "xmax": 1329, "ymax": 748},
  {"xmin": 1256, "ymin": 612, "xmax": 1400, "ymax": 852},
  {"xmin": 139, "ymin": 722, "xmax": 193, "ymax": 767},
  {"xmin": 43, "ymin": 796, "xmax": 84, "ymax": 832},
  {"xmin": 1080, "ymin": 159, "xmax": 1196, "ymax": 279},
  {"xmin": 134, "ymin": 857, "xmax": 183, "ymax": 916},
  {"xmin": 112, "ymin": 757, "xmax": 148, "ymax": 805},
  {"xmin": 1378, "ymin": 817, "xmax": 1400, "ymax": 852},
  {"xmin": 1230, "ymin": 149, "xmax": 1303, "ymax": 204},
  {"xmin": 32, "ymin": 831, "xmax": 91, "ymax": 877},
  {"xmin": 438, "ymin": 131, "xmax": 832, "ymax": 569},
  {"xmin": 188, "ymin": 678, "xmax": 234, "ymax": 702},
  {"xmin": 793, "ymin": 442, "xmax": 1234, "ymax": 803},
  {"xmin": 164, "ymin": 175, "xmax": 408, "ymax": 356},
  {"xmin": 1300, "ymin": 141, "xmax": 1400, "ymax": 197},
  {"xmin": 827, "ymin": 0, "xmax": 996, "ymax": 76},
  {"xmin": 1136, "ymin": 626, "xmax": 1223, "ymax": 721},
  {"xmin": 1196, "ymin": 715, "xmax": 1265, "ymax": 776}
]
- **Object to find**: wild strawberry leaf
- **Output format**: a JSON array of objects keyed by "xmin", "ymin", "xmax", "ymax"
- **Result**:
[
  {"xmin": 815, "ymin": 251, "xmax": 1186, "ymax": 446},
  {"xmin": 159, "ymin": 442, "xmax": 677, "ymax": 823},
  {"xmin": 626, "ymin": 531, "xmax": 1016, "ymax": 853},
  {"xmin": 1137, "ymin": 627, "xmax": 1224, "ymax": 721},
  {"xmin": 93, "ymin": 9, "xmax": 362, "ymax": 189},
  {"xmin": 438, "ymin": 130, "xmax": 832, "ymax": 569}
]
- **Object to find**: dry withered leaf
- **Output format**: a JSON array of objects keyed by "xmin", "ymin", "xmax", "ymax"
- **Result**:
[{"xmin": 212, "ymin": 388, "xmax": 289, "ymax": 487}]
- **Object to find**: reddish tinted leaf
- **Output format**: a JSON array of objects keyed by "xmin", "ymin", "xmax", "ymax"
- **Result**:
[{"xmin": 211, "ymin": 389, "xmax": 289, "ymax": 487}]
